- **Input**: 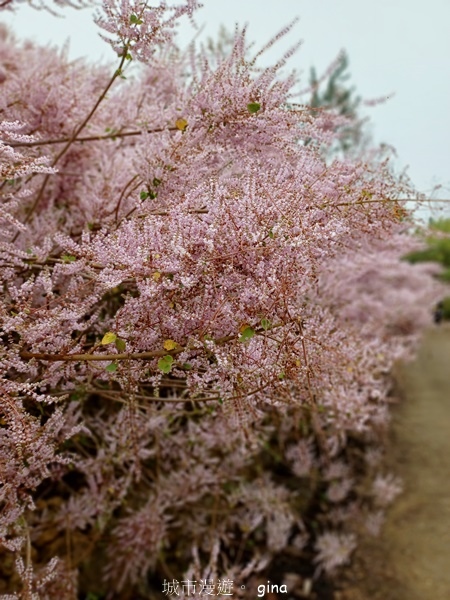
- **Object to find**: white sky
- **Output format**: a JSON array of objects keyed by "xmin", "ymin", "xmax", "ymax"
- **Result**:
[{"xmin": 2, "ymin": 0, "xmax": 450, "ymax": 218}]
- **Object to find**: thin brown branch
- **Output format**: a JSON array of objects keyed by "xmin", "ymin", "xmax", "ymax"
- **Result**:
[
  {"xmin": 94, "ymin": 389, "xmax": 220, "ymax": 404},
  {"xmin": 19, "ymin": 333, "xmax": 236, "ymax": 363},
  {"xmin": 18, "ymin": 50, "xmax": 130, "ymax": 231},
  {"xmin": 8, "ymin": 126, "xmax": 177, "ymax": 148},
  {"xmin": 112, "ymin": 173, "xmax": 141, "ymax": 223},
  {"xmin": 323, "ymin": 197, "xmax": 450, "ymax": 209},
  {"xmin": 19, "ymin": 325, "xmax": 288, "ymax": 364},
  {"xmin": 20, "ymin": 348, "xmax": 183, "ymax": 362},
  {"xmin": 323, "ymin": 197, "xmax": 399, "ymax": 209}
]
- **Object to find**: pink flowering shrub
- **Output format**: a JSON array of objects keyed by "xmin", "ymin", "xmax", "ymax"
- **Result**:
[{"xmin": 0, "ymin": 2, "xmax": 444, "ymax": 598}]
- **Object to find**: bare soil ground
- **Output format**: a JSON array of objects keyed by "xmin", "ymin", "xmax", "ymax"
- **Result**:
[{"xmin": 339, "ymin": 324, "xmax": 450, "ymax": 600}]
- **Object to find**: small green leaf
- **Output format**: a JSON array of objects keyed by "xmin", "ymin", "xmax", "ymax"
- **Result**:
[
  {"xmin": 26, "ymin": 248, "xmax": 33, "ymax": 255},
  {"xmin": 268, "ymin": 229, "xmax": 274, "ymax": 239},
  {"xmin": 130, "ymin": 14, "xmax": 144, "ymax": 24},
  {"xmin": 261, "ymin": 318, "xmax": 271, "ymax": 330},
  {"xmin": 140, "ymin": 190, "xmax": 157, "ymax": 200},
  {"xmin": 158, "ymin": 355, "xmax": 173, "ymax": 374},
  {"xmin": 125, "ymin": 53, "xmax": 133, "ymax": 60},
  {"xmin": 238, "ymin": 326, "xmax": 255, "ymax": 342},
  {"xmin": 105, "ymin": 362, "xmax": 118, "ymax": 372},
  {"xmin": 153, "ymin": 178, "xmax": 162, "ymax": 187},
  {"xmin": 247, "ymin": 102, "xmax": 261, "ymax": 114},
  {"xmin": 182, "ymin": 362, "xmax": 192, "ymax": 370},
  {"xmin": 278, "ymin": 371, "xmax": 285, "ymax": 380},
  {"xmin": 115, "ymin": 338, "xmax": 126, "ymax": 352},
  {"xmin": 62, "ymin": 254, "xmax": 76, "ymax": 263}
]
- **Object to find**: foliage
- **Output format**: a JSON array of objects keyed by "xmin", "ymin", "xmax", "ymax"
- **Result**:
[
  {"xmin": 0, "ymin": 2, "xmax": 443, "ymax": 597},
  {"xmin": 308, "ymin": 51, "xmax": 369, "ymax": 158},
  {"xmin": 405, "ymin": 218, "xmax": 450, "ymax": 278},
  {"xmin": 404, "ymin": 218, "xmax": 450, "ymax": 319}
]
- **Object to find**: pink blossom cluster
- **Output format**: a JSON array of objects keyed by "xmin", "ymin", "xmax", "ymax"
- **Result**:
[{"xmin": 0, "ymin": 3, "xmax": 444, "ymax": 597}]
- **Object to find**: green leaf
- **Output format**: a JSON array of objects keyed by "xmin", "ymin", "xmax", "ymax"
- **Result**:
[
  {"xmin": 261, "ymin": 318, "xmax": 271, "ymax": 330},
  {"xmin": 140, "ymin": 191, "xmax": 149, "ymax": 200},
  {"xmin": 182, "ymin": 362, "xmax": 192, "ymax": 370},
  {"xmin": 105, "ymin": 362, "xmax": 118, "ymax": 372},
  {"xmin": 278, "ymin": 371, "xmax": 285, "ymax": 380},
  {"xmin": 158, "ymin": 355, "xmax": 173, "ymax": 374},
  {"xmin": 429, "ymin": 217, "xmax": 450, "ymax": 234},
  {"xmin": 152, "ymin": 178, "xmax": 162, "ymax": 187},
  {"xmin": 115, "ymin": 338, "xmax": 126, "ymax": 352},
  {"xmin": 62, "ymin": 254, "xmax": 76, "ymax": 263},
  {"xmin": 268, "ymin": 229, "xmax": 274, "ymax": 239},
  {"xmin": 238, "ymin": 326, "xmax": 255, "ymax": 342},
  {"xmin": 130, "ymin": 14, "xmax": 144, "ymax": 24},
  {"xmin": 247, "ymin": 102, "xmax": 261, "ymax": 114},
  {"xmin": 222, "ymin": 481, "xmax": 236, "ymax": 493}
]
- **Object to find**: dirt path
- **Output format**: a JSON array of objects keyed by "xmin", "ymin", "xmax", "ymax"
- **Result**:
[{"xmin": 341, "ymin": 324, "xmax": 450, "ymax": 600}]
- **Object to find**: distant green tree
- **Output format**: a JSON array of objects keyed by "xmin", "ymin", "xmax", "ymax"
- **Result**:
[
  {"xmin": 404, "ymin": 218, "xmax": 450, "ymax": 320},
  {"xmin": 309, "ymin": 51, "xmax": 370, "ymax": 157},
  {"xmin": 405, "ymin": 218, "xmax": 450, "ymax": 282}
]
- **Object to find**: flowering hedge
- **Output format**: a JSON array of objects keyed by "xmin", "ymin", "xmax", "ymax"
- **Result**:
[{"xmin": 0, "ymin": 2, "xmax": 443, "ymax": 597}]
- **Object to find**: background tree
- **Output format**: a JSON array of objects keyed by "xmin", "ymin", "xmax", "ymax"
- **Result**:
[
  {"xmin": 308, "ymin": 51, "xmax": 368, "ymax": 157},
  {"xmin": 404, "ymin": 218, "xmax": 450, "ymax": 320}
]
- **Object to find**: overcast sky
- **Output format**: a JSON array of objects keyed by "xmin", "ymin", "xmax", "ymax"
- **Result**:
[{"xmin": 2, "ymin": 0, "xmax": 450, "ymax": 219}]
